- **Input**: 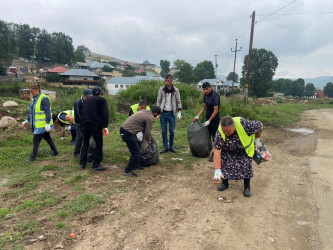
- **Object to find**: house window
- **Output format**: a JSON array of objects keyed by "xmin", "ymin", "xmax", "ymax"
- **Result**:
[
  {"xmin": 115, "ymin": 84, "xmax": 118, "ymax": 88},
  {"xmin": 83, "ymin": 78, "xmax": 88, "ymax": 80},
  {"xmin": 120, "ymin": 84, "xmax": 124, "ymax": 88}
]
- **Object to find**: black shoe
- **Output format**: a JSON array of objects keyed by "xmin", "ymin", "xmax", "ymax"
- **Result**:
[
  {"xmin": 244, "ymin": 188, "xmax": 251, "ymax": 197},
  {"xmin": 27, "ymin": 157, "xmax": 36, "ymax": 162},
  {"xmin": 160, "ymin": 148, "xmax": 169, "ymax": 154},
  {"xmin": 133, "ymin": 165, "xmax": 144, "ymax": 170},
  {"xmin": 218, "ymin": 182, "xmax": 229, "ymax": 191},
  {"xmin": 123, "ymin": 171, "xmax": 137, "ymax": 177},
  {"xmin": 92, "ymin": 166, "xmax": 107, "ymax": 171},
  {"xmin": 169, "ymin": 147, "xmax": 177, "ymax": 153},
  {"xmin": 50, "ymin": 151, "xmax": 59, "ymax": 157},
  {"xmin": 79, "ymin": 164, "xmax": 86, "ymax": 170}
]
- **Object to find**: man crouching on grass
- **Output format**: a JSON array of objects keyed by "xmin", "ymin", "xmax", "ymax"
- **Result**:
[{"xmin": 120, "ymin": 106, "xmax": 161, "ymax": 177}]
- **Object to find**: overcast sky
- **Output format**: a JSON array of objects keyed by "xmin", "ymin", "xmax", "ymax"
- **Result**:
[{"xmin": 1, "ymin": 0, "xmax": 332, "ymax": 79}]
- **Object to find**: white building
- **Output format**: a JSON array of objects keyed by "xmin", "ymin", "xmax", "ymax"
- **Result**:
[{"xmin": 106, "ymin": 76, "xmax": 164, "ymax": 95}]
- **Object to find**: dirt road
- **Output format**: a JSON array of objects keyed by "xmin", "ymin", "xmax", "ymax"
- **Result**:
[{"xmin": 72, "ymin": 109, "xmax": 333, "ymax": 250}]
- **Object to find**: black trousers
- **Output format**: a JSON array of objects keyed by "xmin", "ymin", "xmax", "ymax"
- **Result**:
[
  {"xmin": 80, "ymin": 124, "xmax": 103, "ymax": 168},
  {"xmin": 208, "ymin": 117, "xmax": 220, "ymax": 142},
  {"xmin": 120, "ymin": 127, "xmax": 140, "ymax": 172},
  {"xmin": 30, "ymin": 132, "xmax": 58, "ymax": 159}
]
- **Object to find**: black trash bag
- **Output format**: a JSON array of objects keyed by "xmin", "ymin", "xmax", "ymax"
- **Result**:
[
  {"xmin": 187, "ymin": 121, "xmax": 212, "ymax": 157},
  {"xmin": 139, "ymin": 137, "xmax": 159, "ymax": 166}
]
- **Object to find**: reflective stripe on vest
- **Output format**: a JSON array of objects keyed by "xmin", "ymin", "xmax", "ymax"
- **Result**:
[
  {"xmin": 130, "ymin": 103, "xmax": 151, "ymax": 114},
  {"xmin": 218, "ymin": 117, "xmax": 255, "ymax": 157},
  {"xmin": 57, "ymin": 110, "xmax": 74, "ymax": 125},
  {"xmin": 34, "ymin": 93, "xmax": 53, "ymax": 128}
]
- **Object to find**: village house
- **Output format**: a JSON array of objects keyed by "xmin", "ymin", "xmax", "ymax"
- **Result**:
[
  {"xmin": 139, "ymin": 60, "xmax": 155, "ymax": 70},
  {"xmin": 87, "ymin": 60, "xmax": 115, "ymax": 74},
  {"xmin": 106, "ymin": 76, "xmax": 164, "ymax": 95},
  {"xmin": 60, "ymin": 69, "xmax": 100, "ymax": 85},
  {"xmin": 74, "ymin": 62, "xmax": 89, "ymax": 69}
]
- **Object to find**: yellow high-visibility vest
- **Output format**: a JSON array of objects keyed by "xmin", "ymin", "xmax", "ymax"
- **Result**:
[
  {"xmin": 34, "ymin": 93, "xmax": 53, "ymax": 128},
  {"xmin": 218, "ymin": 117, "xmax": 255, "ymax": 157},
  {"xmin": 130, "ymin": 103, "xmax": 151, "ymax": 113},
  {"xmin": 57, "ymin": 110, "xmax": 74, "ymax": 125}
]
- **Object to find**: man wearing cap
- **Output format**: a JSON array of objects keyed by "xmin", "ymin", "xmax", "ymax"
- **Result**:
[
  {"xmin": 193, "ymin": 82, "xmax": 221, "ymax": 162},
  {"xmin": 156, "ymin": 74, "xmax": 182, "ymax": 153},
  {"xmin": 79, "ymin": 87, "xmax": 109, "ymax": 171},
  {"xmin": 120, "ymin": 106, "xmax": 161, "ymax": 177},
  {"xmin": 73, "ymin": 89, "xmax": 92, "ymax": 158}
]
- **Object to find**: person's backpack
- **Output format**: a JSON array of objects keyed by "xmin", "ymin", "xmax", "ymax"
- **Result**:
[
  {"xmin": 187, "ymin": 121, "xmax": 212, "ymax": 157},
  {"xmin": 139, "ymin": 137, "xmax": 159, "ymax": 166}
]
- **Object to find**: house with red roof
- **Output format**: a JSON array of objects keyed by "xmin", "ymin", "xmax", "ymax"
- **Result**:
[{"xmin": 48, "ymin": 67, "xmax": 68, "ymax": 73}]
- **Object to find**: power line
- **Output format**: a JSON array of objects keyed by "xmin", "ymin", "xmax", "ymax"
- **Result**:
[
  {"xmin": 256, "ymin": 11, "xmax": 333, "ymax": 16},
  {"xmin": 256, "ymin": 0, "xmax": 297, "ymax": 23}
]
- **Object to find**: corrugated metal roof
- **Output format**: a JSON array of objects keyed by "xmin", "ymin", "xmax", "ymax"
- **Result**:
[
  {"xmin": 87, "ymin": 60, "xmax": 115, "ymax": 69},
  {"xmin": 106, "ymin": 77, "xmax": 140, "ymax": 84},
  {"xmin": 106, "ymin": 76, "xmax": 164, "ymax": 85},
  {"xmin": 60, "ymin": 69, "xmax": 98, "ymax": 77}
]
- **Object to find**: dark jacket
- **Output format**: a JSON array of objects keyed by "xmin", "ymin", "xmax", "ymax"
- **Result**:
[
  {"xmin": 80, "ymin": 96, "xmax": 109, "ymax": 129},
  {"xmin": 74, "ymin": 96, "xmax": 84, "ymax": 124},
  {"xmin": 121, "ymin": 110, "xmax": 155, "ymax": 141}
]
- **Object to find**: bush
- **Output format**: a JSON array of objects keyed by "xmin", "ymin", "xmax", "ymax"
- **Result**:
[
  {"xmin": 220, "ymin": 96, "xmax": 258, "ymax": 120},
  {"xmin": 45, "ymin": 73, "xmax": 61, "ymax": 83},
  {"xmin": 119, "ymin": 80, "xmax": 201, "ymax": 110}
]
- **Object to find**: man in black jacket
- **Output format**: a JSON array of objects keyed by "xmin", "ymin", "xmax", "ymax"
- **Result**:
[
  {"xmin": 74, "ymin": 89, "xmax": 92, "ymax": 158},
  {"xmin": 79, "ymin": 87, "xmax": 109, "ymax": 171}
]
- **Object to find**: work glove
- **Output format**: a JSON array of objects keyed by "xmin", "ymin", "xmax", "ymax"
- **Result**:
[
  {"xmin": 67, "ymin": 125, "xmax": 72, "ymax": 131},
  {"xmin": 255, "ymin": 138, "xmax": 262, "ymax": 149},
  {"xmin": 61, "ymin": 137, "xmax": 66, "ymax": 141},
  {"xmin": 177, "ymin": 112, "xmax": 181, "ymax": 120},
  {"xmin": 193, "ymin": 116, "xmax": 199, "ymax": 122},
  {"xmin": 45, "ymin": 124, "xmax": 51, "ymax": 132},
  {"xmin": 136, "ymin": 131, "xmax": 143, "ymax": 141},
  {"xmin": 21, "ymin": 120, "xmax": 28, "ymax": 126},
  {"xmin": 213, "ymin": 169, "xmax": 224, "ymax": 183},
  {"xmin": 103, "ymin": 128, "xmax": 109, "ymax": 136},
  {"xmin": 203, "ymin": 120, "xmax": 210, "ymax": 126}
]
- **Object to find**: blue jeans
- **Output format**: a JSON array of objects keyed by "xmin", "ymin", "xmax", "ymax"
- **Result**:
[{"xmin": 160, "ymin": 111, "xmax": 175, "ymax": 149}]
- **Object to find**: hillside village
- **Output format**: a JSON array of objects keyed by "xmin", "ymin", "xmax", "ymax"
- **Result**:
[{"xmin": 1, "ymin": 45, "xmax": 243, "ymax": 98}]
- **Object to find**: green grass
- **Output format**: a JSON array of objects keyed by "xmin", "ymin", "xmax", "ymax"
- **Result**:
[
  {"xmin": 15, "ymin": 189, "xmax": 59, "ymax": 212},
  {"xmin": 56, "ymin": 193, "xmax": 105, "ymax": 218},
  {"xmin": 255, "ymin": 102, "xmax": 333, "ymax": 126},
  {"xmin": 0, "ymin": 208, "xmax": 9, "ymax": 219},
  {"xmin": 56, "ymin": 222, "xmax": 67, "ymax": 229}
]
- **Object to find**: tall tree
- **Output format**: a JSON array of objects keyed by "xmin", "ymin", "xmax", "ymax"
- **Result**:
[
  {"xmin": 36, "ymin": 29, "xmax": 52, "ymax": 62},
  {"xmin": 241, "ymin": 48, "xmax": 278, "ymax": 97},
  {"xmin": 74, "ymin": 49, "xmax": 86, "ymax": 63},
  {"xmin": 292, "ymin": 78, "xmax": 305, "ymax": 97},
  {"xmin": 192, "ymin": 60, "xmax": 215, "ymax": 82},
  {"xmin": 305, "ymin": 83, "xmax": 316, "ymax": 97},
  {"xmin": 49, "ymin": 32, "xmax": 74, "ymax": 64},
  {"xmin": 0, "ymin": 20, "xmax": 15, "ymax": 75},
  {"xmin": 173, "ymin": 59, "xmax": 193, "ymax": 84},
  {"xmin": 16, "ymin": 24, "xmax": 36, "ymax": 59},
  {"xmin": 323, "ymin": 82, "xmax": 333, "ymax": 97},
  {"xmin": 226, "ymin": 72, "xmax": 239, "ymax": 82},
  {"xmin": 160, "ymin": 59, "xmax": 170, "ymax": 78}
]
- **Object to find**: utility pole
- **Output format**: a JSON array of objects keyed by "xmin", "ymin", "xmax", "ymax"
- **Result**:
[
  {"xmin": 245, "ymin": 11, "xmax": 256, "ymax": 106},
  {"xmin": 231, "ymin": 39, "xmax": 242, "ymax": 93},
  {"xmin": 214, "ymin": 55, "xmax": 218, "ymax": 92}
]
